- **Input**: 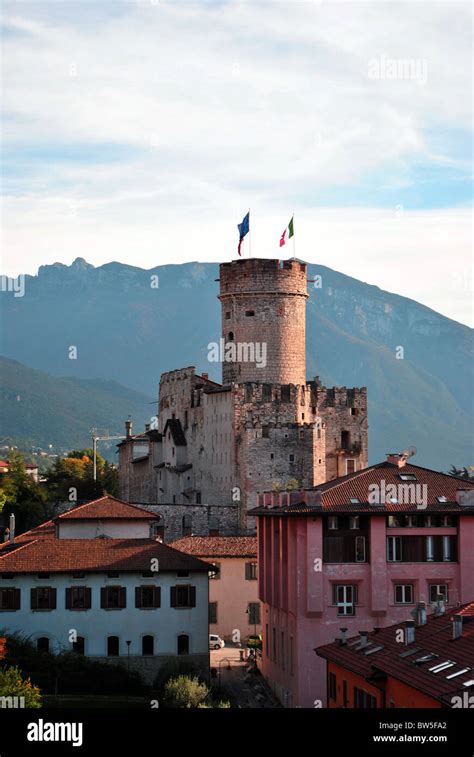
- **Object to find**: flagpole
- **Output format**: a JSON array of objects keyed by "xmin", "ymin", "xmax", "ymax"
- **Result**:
[
  {"xmin": 292, "ymin": 213, "xmax": 295, "ymax": 260},
  {"xmin": 248, "ymin": 208, "xmax": 251, "ymax": 258}
]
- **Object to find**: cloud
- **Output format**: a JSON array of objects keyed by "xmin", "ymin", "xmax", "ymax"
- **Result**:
[{"xmin": 1, "ymin": 0, "xmax": 472, "ymax": 325}]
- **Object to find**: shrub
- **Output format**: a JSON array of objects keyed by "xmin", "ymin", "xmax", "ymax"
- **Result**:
[
  {"xmin": 0, "ymin": 666, "xmax": 42, "ymax": 708},
  {"xmin": 163, "ymin": 675, "xmax": 210, "ymax": 708}
]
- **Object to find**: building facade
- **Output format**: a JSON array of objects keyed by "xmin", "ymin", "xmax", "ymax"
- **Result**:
[
  {"xmin": 171, "ymin": 536, "xmax": 261, "ymax": 642},
  {"xmin": 0, "ymin": 497, "xmax": 211, "ymax": 684},
  {"xmin": 118, "ymin": 258, "xmax": 368, "ymax": 536},
  {"xmin": 252, "ymin": 454, "xmax": 474, "ymax": 707}
]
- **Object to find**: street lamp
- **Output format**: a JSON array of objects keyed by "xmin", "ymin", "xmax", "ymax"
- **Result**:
[{"xmin": 126, "ymin": 640, "xmax": 131, "ymax": 672}]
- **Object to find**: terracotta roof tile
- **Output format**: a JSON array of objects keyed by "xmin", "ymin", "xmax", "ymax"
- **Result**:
[
  {"xmin": 171, "ymin": 536, "xmax": 257, "ymax": 558},
  {"xmin": 55, "ymin": 496, "xmax": 159, "ymax": 521}
]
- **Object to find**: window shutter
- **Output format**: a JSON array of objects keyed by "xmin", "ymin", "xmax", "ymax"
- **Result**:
[
  {"xmin": 154, "ymin": 587, "xmax": 161, "ymax": 608},
  {"xmin": 50, "ymin": 588, "xmax": 57, "ymax": 609},
  {"xmin": 85, "ymin": 587, "xmax": 92, "ymax": 609},
  {"xmin": 13, "ymin": 588, "xmax": 21, "ymax": 610},
  {"xmin": 31, "ymin": 588, "xmax": 38, "ymax": 610},
  {"xmin": 65, "ymin": 588, "xmax": 72, "ymax": 610},
  {"xmin": 245, "ymin": 563, "xmax": 251, "ymax": 580},
  {"xmin": 101, "ymin": 587, "xmax": 107, "ymax": 608},
  {"xmin": 190, "ymin": 586, "xmax": 196, "ymax": 607},
  {"xmin": 120, "ymin": 587, "xmax": 126, "ymax": 608},
  {"xmin": 170, "ymin": 586, "xmax": 177, "ymax": 607},
  {"xmin": 135, "ymin": 587, "xmax": 142, "ymax": 608}
]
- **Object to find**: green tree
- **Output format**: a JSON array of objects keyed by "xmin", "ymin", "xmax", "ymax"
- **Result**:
[
  {"xmin": 0, "ymin": 666, "xmax": 42, "ymax": 708},
  {"xmin": 44, "ymin": 448, "xmax": 118, "ymax": 502},
  {"xmin": 1, "ymin": 451, "xmax": 48, "ymax": 534},
  {"xmin": 163, "ymin": 675, "xmax": 210, "ymax": 708}
]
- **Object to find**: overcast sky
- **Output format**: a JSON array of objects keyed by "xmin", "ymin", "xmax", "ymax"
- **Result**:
[{"xmin": 2, "ymin": 0, "xmax": 472, "ymax": 325}]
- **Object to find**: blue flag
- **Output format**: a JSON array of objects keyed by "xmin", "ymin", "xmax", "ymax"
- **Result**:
[{"xmin": 237, "ymin": 212, "xmax": 250, "ymax": 256}]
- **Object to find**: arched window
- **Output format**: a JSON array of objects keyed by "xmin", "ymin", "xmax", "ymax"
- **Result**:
[
  {"xmin": 177, "ymin": 634, "xmax": 189, "ymax": 655},
  {"xmin": 73, "ymin": 636, "xmax": 85, "ymax": 654},
  {"xmin": 37, "ymin": 637, "xmax": 49, "ymax": 653},
  {"xmin": 107, "ymin": 636, "xmax": 119, "ymax": 656},
  {"xmin": 228, "ymin": 331, "xmax": 234, "ymax": 341},
  {"xmin": 142, "ymin": 635, "xmax": 154, "ymax": 656}
]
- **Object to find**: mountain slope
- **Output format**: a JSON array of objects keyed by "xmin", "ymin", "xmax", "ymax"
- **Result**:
[
  {"xmin": 0, "ymin": 357, "xmax": 153, "ymax": 453},
  {"xmin": 0, "ymin": 257, "xmax": 472, "ymax": 469}
]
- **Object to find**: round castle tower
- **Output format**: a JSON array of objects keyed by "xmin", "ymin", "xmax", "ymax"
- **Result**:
[{"xmin": 218, "ymin": 258, "xmax": 308, "ymax": 385}]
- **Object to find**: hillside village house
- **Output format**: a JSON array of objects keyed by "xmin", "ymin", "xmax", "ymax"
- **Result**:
[
  {"xmin": 251, "ymin": 454, "xmax": 474, "ymax": 708},
  {"xmin": 316, "ymin": 601, "xmax": 474, "ymax": 708},
  {"xmin": 171, "ymin": 536, "xmax": 261, "ymax": 642},
  {"xmin": 0, "ymin": 497, "xmax": 211, "ymax": 683}
]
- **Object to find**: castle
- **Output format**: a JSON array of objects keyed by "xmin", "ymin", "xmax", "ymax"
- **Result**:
[{"xmin": 118, "ymin": 258, "xmax": 368, "ymax": 540}]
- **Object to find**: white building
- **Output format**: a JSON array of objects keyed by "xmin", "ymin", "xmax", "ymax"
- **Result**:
[{"xmin": 0, "ymin": 497, "xmax": 211, "ymax": 683}]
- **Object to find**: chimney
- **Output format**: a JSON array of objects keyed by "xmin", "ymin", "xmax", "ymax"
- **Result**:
[
  {"xmin": 358, "ymin": 631, "xmax": 369, "ymax": 648},
  {"xmin": 434, "ymin": 596, "xmax": 446, "ymax": 616},
  {"xmin": 8, "ymin": 514, "xmax": 15, "ymax": 543},
  {"xmin": 386, "ymin": 453, "xmax": 407, "ymax": 468},
  {"xmin": 340, "ymin": 628, "xmax": 348, "ymax": 645},
  {"xmin": 415, "ymin": 601, "xmax": 427, "ymax": 626},
  {"xmin": 453, "ymin": 614, "xmax": 463, "ymax": 640},
  {"xmin": 201, "ymin": 372, "xmax": 208, "ymax": 380},
  {"xmin": 145, "ymin": 423, "xmax": 150, "ymax": 432},
  {"xmin": 405, "ymin": 620, "xmax": 415, "ymax": 645},
  {"xmin": 125, "ymin": 418, "xmax": 133, "ymax": 438}
]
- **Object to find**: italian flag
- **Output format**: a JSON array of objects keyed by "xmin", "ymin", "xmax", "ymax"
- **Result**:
[{"xmin": 279, "ymin": 216, "xmax": 294, "ymax": 247}]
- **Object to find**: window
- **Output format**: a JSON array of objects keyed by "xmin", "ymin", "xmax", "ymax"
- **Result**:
[
  {"xmin": 245, "ymin": 310, "xmax": 255, "ymax": 316},
  {"xmin": 101, "ymin": 586, "xmax": 126, "ymax": 609},
  {"xmin": 387, "ymin": 536, "xmax": 402, "ymax": 562},
  {"xmin": 355, "ymin": 536, "xmax": 366, "ymax": 563},
  {"xmin": 0, "ymin": 588, "xmax": 20, "ymax": 610},
  {"xmin": 328, "ymin": 672, "xmax": 337, "ymax": 700},
  {"xmin": 349, "ymin": 516, "xmax": 360, "ymax": 530},
  {"xmin": 37, "ymin": 637, "xmax": 49, "ymax": 653},
  {"xmin": 66, "ymin": 587, "xmax": 91, "ymax": 610},
  {"xmin": 262, "ymin": 426, "xmax": 270, "ymax": 439},
  {"xmin": 394, "ymin": 584, "xmax": 413, "ymax": 604},
  {"xmin": 225, "ymin": 311, "xmax": 231, "ymax": 319},
  {"xmin": 209, "ymin": 602, "xmax": 218, "ymax": 624},
  {"xmin": 107, "ymin": 572, "xmax": 120, "ymax": 578},
  {"xmin": 245, "ymin": 562, "xmax": 258, "ymax": 580},
  {"xmin": 248, "ymin": 602, "xmax": 260, "ymax": 625},
  {"xmin": 196, "ymin": 492, "xmax": 201, "ymax": 504},
  {"xmin": 399, "ymin": 473, "xmax": 417, "ymax": 481},
  {"xmin": 346, "ymin": 459, "xmax": 356, "ymax": 474},
  {"xmin": 442, "ymin": 535, "xmax": 451, "ymax": 561},
  {"xmin": 177, "ymin": 634, "xmax": 189, "ymax": 655},
  {"xmin": 342, "ymin": 680, "xmax": 348, "ymax": 707},
  {"xmin": 170, "ymin": 585, "xmax": 196, "ymax": 608},
  {"xmin": 387, "ymin": 515, "xmax": 403, "ymax": 528},
  {"xmin": 281, "ymin": 385, "xmax": 291, "ymax": 403},
  {"xmin": 72, "ymin": 636, "xmax": 85, "ymax": 654},
  {"xmin": 31, "ymin": 587, "xmax": 56, "ymax": 610},
  {"xmin": 429, "ymin": 584, "xmax": 449, "ymax": 603},
  {"xmin": 107, "ymin": 636, "xmax": 119, "ymax": 656},
  {"xmin": 328, "ymin": 516, "xmax": 338, "ymax": 530},
  {"xmin": 289, "ymin": 454, "xmax": 295, "ymax": 463},
  {"xmin": 182, "ymin": 515, "xmax": 192, "ymax": 537},
  {"xmin": 135, "ymin": 586, "xmax": 161, "ymax": 608},
  {"xmin": 209, "ymin": 563, "xmax": 220, "ymax": 579},
  {"xmin": 333, "ymin": 585, "xmax": 358, "ymax": 616},
  {"xmin": 228, "ymin": 331, "xmax": 234, "ymax": 341},
  {"xmin": 273, "ymin": 627, "xmax": 277, "ymax": 663},
  {"xmin": 37, "ymin": 573, "xmax": 50, "ymax": 579},
  {"xmin": 71, "ymin": 572, "xmax": 85, "ymax": 579},
  {"xmin": 177, "ymin": 570, "xmax": 189, "ymax": 577},
  {"xmin": 354, "ymin": 687, "xmax": 377, "ymax": 708},
  {"xmin": 1, "ymin": 574, "xmax": 14, "ymax": 579},
  {"xmin": 426, "ymin": 535, "xmax": 434, "ymax": 561},
  {"xmin": 340, "ymin": 430, "xmax": 350, "ymax": 450},
  {"xmin": 142, "ymin": 635, "xmax": 154, "ymax": 656},
  {"xmin": 265, "ymin": 624, "xmax": 269, "ymax": 657}
]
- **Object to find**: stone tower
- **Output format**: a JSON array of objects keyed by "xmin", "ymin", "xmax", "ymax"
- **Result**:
[{"xmin": 219, "ymin": 258, "xmax": 308, "ymax": 385}]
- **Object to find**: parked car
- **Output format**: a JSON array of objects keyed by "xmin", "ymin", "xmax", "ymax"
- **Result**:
[
  {"xmin": 246, "ymin": 634, "xmax": 262, "ymax": 649},
  {"xmin": 209, "ymin": 634, "xmax": 225, "ymax": 650}
]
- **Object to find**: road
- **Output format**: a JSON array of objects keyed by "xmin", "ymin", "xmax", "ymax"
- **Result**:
[{"xmin": 210, "ymin": 645, "xmax": 281, "ymax": 708}]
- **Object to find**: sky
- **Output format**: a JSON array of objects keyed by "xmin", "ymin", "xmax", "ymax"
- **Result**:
[{"xmin": 1, "ymin": 0, "xmax": 472, "ymax": 326}]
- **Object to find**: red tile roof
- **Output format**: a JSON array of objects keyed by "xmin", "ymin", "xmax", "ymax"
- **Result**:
[
  {"xmin": 0, "ymin": 537, "xmax": 211, "ymax": 574},
  {"xmin": 316, "ymin": 603, "xmax": 474, "ymax": 706},
  {"xmin": 171, "ymin": 536, "xmax": 257, "ymax": 558},
  {"xmin": 252, "ymin": 462, "xmax": 474, "ymax": 515},
  {"xmin": 55, "ymin": 496, "xmax": 159, "ymax": 521}
]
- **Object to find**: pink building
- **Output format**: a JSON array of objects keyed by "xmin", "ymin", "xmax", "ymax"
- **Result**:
[{"xmin": 252, "ymin": 454, "xmax": 474, "ymax": 707}]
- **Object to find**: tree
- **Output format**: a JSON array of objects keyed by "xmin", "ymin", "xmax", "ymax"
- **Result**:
[
  {"xmin": 44, "ymin": 448, "xmax": 119, "ymax": 502},
  {"xmin": 163, "ymin": 675, "xmax": 210, "ymax": 708},
  {"xmin": 0, "ymin": 666, "xmax": 42, "ymax": 708},
  {"xmin": 1, "ymin": 452, "xmax": 48, "ymax": 534}
]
